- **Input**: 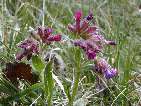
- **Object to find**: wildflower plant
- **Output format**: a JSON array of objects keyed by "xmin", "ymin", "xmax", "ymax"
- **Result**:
[
  {"xmin": 1, "ymin": 10, "xmax": 117, "ymax": 106},
  {"xmin": 69, "ymin": 10, "xmax": 117, "ymax": 77},
  {"xmin": 66, "ymin": 10, "xmax": 118, "ymax": 105},
  {"xmin": 1, "ymin": 25, "xmax": 62, "ymax": 105},
  {"xmin": 0, "ymin": 0, "xmax": 140, "ymax": 106}
]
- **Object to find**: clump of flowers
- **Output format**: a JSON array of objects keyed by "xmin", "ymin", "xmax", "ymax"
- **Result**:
[
  {"xmin": 68, "ymin": 10, "xmax": 117, "ymax": 79},
  {"xmin": 16, "ymin": 26, "xmax": 62, "ymax": 61},
  {"xmin": 16, "ymin": 38, "xmax": 39, "ymax": 61}
]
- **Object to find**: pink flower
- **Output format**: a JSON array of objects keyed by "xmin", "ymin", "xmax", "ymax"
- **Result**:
[
  {"xmin": 16, "ymin": 38, "xmax": 39, "ymax": 61},
  {"xmin": 68, "ymin": 10, "xmax": 98, "ymax": 39},
  {"xmin": 37, "ymin": 26, "xmax": 61, "ymax": 43},
  {"xmin": 68, "ymin": 10, "xmax": 116, "ymax": 45},
  {"xmin": 73, "ymin": 38, "xmax": 102, "ymax": 60},
  {"xmin": 47, "ymin": 34, "xmax": 61, "ymax": 41},
  {"xmin": 74, "ymin": 10, "xmax": 82, "ymax": 31}
]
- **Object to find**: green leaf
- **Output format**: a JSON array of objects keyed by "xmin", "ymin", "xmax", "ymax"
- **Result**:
[
  {"xmin": 44, "ymin": 61, "xmax": 54, "ymax": 106},
  {"xmin": 0, "ymin": 83, "xmax": 43, "ymax": 103},
  {"xmin": 63, "ymin": 79, "xmax": 71, "ymax": 102},
  {"xmin": 52, "ymin": 73, "xmax": 66, "ymax": 95},
  {"xmin": 0, "ymin": 77, "xmax": 18, "ymax": 95},
  {"xmin": 32, "ymin": 55, "xmax": 45, "ymax": 72}
]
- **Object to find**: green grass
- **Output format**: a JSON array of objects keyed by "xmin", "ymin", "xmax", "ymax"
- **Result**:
[{"xmin": 0, "ymin": 0, "xmax": 141, "ymax": 105}]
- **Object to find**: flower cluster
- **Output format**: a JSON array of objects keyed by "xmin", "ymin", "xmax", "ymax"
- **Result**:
[
  {"xmin": 69, "ymin": 10, "xmax": 116, "ymax": 60},
  {"xmin": 16, "ymin": 26, "xmax": 62, "ymax": 61},
  {"xmin": 93, "ymin": 58, "xmax": 117, "ymax": 79},
  {"xmin": 73, "ymin": 35, "xmax": 105, "ymax": 59},
  {"xmin": 68, "ymin": 10, "xmax": 117, "ymax": 79},
  {"xmin": 37, "ymin": 26, "xmax": 61, "ymax": 43},
  {"xmin": 68, "ymin": 10, "xmax": 98, "ymax": 39},
  {"xmin": 16, "ymin": 38, "xmax": 39, "ymax": 61}
]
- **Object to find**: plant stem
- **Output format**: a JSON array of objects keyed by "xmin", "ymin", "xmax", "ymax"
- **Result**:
[
  {"xmin": 42, "ymin": 0, "xmax": 45, "ymax": 26},
  {"xmin": 70, "ymin": 68, "xmax": 81, "ymax": 106}
]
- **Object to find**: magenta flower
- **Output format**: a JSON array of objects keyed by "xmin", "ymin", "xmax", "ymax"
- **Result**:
[
  {"xmin": 75, "ymin": 10, "xmax": 82, "ymax": 21},
  {"xmin": 69, "ymin": 10, "xmax": 118, "ymax": 80},
  {"xmin": 73, "ymin": 35, "xmax": 117, "ymax": 60},
  {"xmin": 74, "ymin": 10, "xmax": 82, "ymax": 32},
  {"xmin": 47, "ymin": 34, "xmax": 61, "ymax": 41},
  {"xmin": 68, "ymin": 10, "xmax": 116, "ymax": 45},
  {"xmin": 73, "ymin": 38, "xmax": 103, "ymax": 60},
  {"xmin": 93, "ymin": 58, "xmax": 118, "ymax": 79},
  {"xmin": 37, "ymin": 26, "xmax": 61, "ymax": 44},
  {"xmin": 16, "ymin": 38, "xmax": 39, "ymax": 61},
  {"xmin": 68, "ymin": 10, "xmax": 98, "ymax": 39},
  {"xmin": 86, "ymin": 49, "xmax": 96, "ymax": 60},
  {"xmin": 68, "ymin": 10, "xmax": 116, "ymax": 53}
]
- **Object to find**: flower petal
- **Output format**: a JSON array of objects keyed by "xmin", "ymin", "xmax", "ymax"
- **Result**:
[
  {"xmin": 68, "ymin": 24, "xmax": 76, "ymax": 32},
  {"xmin": 47, "ymin": 34, "xmax": 61, "ymax": 41},
  {"xmin": 44, "ymin": 28, "xmax": 53, "ymax": 37},
  {"xmin": 86, "ymin": 12, "xmax": 93, "ymax": 21},
  {"xmin": 74, "ymin": 10, "xmax": 82, "ymax": 32},
  {"xmin": 74, "ymin": 10, "xmax": 82, "ymax": 21},
  {"xmin": 86, "ymin": 49, "xmax": 96, "ymax": 60}
]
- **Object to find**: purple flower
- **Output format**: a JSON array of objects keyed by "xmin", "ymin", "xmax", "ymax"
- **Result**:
[
  {"xmin": 73, "ymin": 39, "xmax": 87, "ymax": 49},
  {"xmin": 86, "ymin": 49, "xmax": 96, "ymax": 60},
  {"xmin": 93, "ymin": 58, "xmax": 118, "ymax": 79},
  {"xmin": 47, "ymin": 34, "xmax": 61, "ymax": 41},
  {"xmin": 68, "ymin": 10, "xmax": 98, "ymax": 39},
  {"xmin": 16, "ymin": 38, "xmax": 39, "ymax": 61},
  {"xmin": 73, "ymin": 39, "xmax": 101, "ymax": 60},
  {"xmin": 95, "ymin": 58, "xmax": 110, "ymax": 72},
  {"xmin": 104, "ymin": 68, "xmax": 118, "ymax": 79},
  {"xmin": 36, "ymin": 26, "xmax": 61, "ymax": 44},
  {"xmin": 70, "ymin": 10, "xmax": 117, "ymax": 63},
  {"xmin": 86, "ymin": 11, "xmax": 93, "ymax": 21},
  {"xmin": 72, "ymin": 32, "xmax": 117, "ymax": 61},
  {"xmin": 68, "ymin": 10, "xmax": 116, "ymax": 46}
]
